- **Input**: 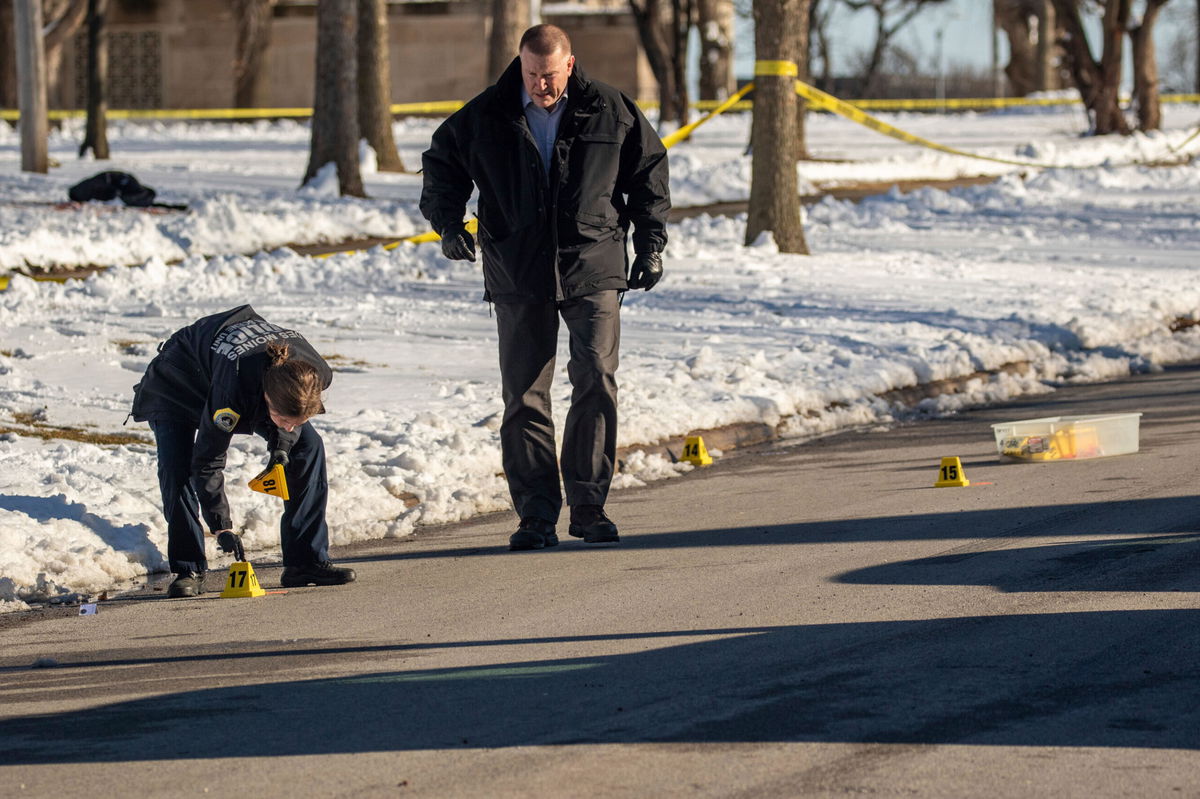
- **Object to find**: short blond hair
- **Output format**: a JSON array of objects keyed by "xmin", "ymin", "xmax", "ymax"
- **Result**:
[{"xmin": 519, "ymin": 24, "xmax": 571, "ymax": 57}]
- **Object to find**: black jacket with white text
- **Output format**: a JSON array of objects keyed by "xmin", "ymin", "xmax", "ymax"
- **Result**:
[{"xmin": 131, "ymin": 305, "xmax": 332, "ymax": 532}]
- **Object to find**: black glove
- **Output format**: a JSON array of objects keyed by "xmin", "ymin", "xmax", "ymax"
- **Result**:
[
  {"xmin": 216, "ymin": 531, "xmax": 245, "ymax": 561},
  {"xmin": 268, "ymin": 449, "xmax": 289, "ymax": 469},
  {"xmin": 628, "ymin": 251, "xmax": 663, "ymax": 291},
  {"xmin": 440, "ymin": 224, "xmax": 476, "ymax": 262}
]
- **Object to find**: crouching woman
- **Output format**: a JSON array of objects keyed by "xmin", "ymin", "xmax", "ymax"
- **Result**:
[{"xmin": 131, "ymin": 305, "xmax": 355, "ymax": 597}]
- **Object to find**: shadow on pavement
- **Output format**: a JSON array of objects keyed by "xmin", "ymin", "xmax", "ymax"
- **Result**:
[
  {"xmin": 2, "ymin": 609, "xmax": 1198, "ymax": 763},
  {"xmin": 836, "ymin": 533, "xmax": 1200, "ymax": 593},
  {"xmin": 5, "ymin": 493, "xmax": 1200, "ymax": 763},
  {"xmin": 341, "ymin": 495, "xmax": 1200, "ymax": 564}
]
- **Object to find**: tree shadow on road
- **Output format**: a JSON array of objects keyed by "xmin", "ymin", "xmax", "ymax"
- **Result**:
[
  {"xmin": 341, "ymin": 495, "xmax": 1200, "ymax": 564},
  {"xmin": 1, "ymin": 607, "xmax": 1198, "ymax": 764},
  {"xmin": 837, "ymin": 533, "xmax": 1200, "ymax": 593}
]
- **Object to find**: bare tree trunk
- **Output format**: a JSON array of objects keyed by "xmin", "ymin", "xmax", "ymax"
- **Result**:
[
  {"xmin": 1036, "ymin": 0, "xmax": 1057, "ymax": 91},
  {"xmin": 79, "ymin": 0, "xmax": 107, "ymax": 159},
  {"xmin": 795, "ymin": 0, "xmax": 809, "ymax": 160},
  {"xmin": 996, "ymin": 0, "xmax": 1038, "ymax": 96},
  {"xmin": 697, "ymin": 0, "xmax": 733, "ymax": 101},
  {"xmin": 1195, "ymin": 0, "xmax": 1199, "ymax": 93},
  {"xmin": 1130, "ymin": 0, "xmax": 1167, "ymax": 132},
  {"xmin": 14, "ymin": 0, "xmax": 47, "ymax": 173},
  {"xmin": 304, "ymin": 0, "xmax": 364, "ymax": 197},
  {"xmin": 745, "ymin": 0, "xmax": 807, "ymax": 254},
  {"xmin": 1093, "ymin": 0, "xmax": 1131, "ymax": 133},
  {"xmin": 1, "ymin": 2, "xmax": 16, "ymax": 108},
  {"xmin": 670, "ymin": 0, "xmax": 691, "ymax": 126},
  {"xmin": 1051, "ymin": 0, "xmax": 1131, "ymax": 135},
  {"xmin": 42, "ymin": 0, "xmax": 87, "ymax": 109},
  {"xmin": 357, "ymin": 0, "xmax": 404, "ymax": 172},
  {"xmin": 233, "ymin": 0, "xmax": 274, "ymax": 108},
  {"xmin": 629, "ymin": 0, "xmax": 679, "ymax": 126},
  {"xmin": 488, "ymin": 0, "xmax": 529, "ymax": 82}
]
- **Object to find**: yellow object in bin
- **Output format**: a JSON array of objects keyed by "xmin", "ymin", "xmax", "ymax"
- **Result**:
[{"xmin": 992, "ymin": 414, "xmax": 1140, "ymax": 461}]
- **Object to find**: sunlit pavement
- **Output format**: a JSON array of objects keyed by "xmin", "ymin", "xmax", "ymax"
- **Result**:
[{"xmin": 2, "ymin": 364, "xmax": 1198, "ymax": 798}]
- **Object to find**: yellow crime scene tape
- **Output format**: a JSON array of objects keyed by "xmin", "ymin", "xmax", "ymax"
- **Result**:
[
  {"xmin": 754, "ymin": 60, "xmax": 800, "ymax": 77},
  {"xmin": 0, "ymin": 100, "xmax": 467, "ymax": 122},
  {"xmin": 2, "ymin": 92, "xmax": 1195, "ymax": 122},
  {"xmin": 1169, "ymin": 125, "xmax": 1200, "ymax": 153},
  {"xmin": 792, "ymin": 79, "xmax": 1055, "ymax": 169},
  {"xmin": 391, "ymin": 80, "xmax": 759, "ymax": 250},
  {"xmin": 3, "ymin": 83, "xmax": 1196, "ymax": 287},
  {"xmin": 390, "ymin": 66, "xmax": 1046, "ymax": 252},
  {"xmin": 3, "ymin": 93, "xmax": 1193, "ymax": 122},
  {"xmin": 660, "ymin": 82, "xmax": 756, "ymax": 149},
  {"xmin": 0, "ymin": 272, "xmax": 69, "ymax": 291}
]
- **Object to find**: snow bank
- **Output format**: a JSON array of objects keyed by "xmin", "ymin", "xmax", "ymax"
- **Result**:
[{"xmin": 2, "ymin": 108, "xmax": 1199, "ymax": 608}]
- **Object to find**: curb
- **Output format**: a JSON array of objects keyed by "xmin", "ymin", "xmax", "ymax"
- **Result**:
[{"xmin": 614, "ymin": 361, "xmax": 1034, "ymax": 468}]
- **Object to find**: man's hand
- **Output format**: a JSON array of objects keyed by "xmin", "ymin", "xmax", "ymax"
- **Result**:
[
  {"xmin": 440, "ymin": 224, "xmax": 476, "ymax": 262},
  {"xmin": 628, "ymin": 252, "xmax": 663, "ymax": 291}
]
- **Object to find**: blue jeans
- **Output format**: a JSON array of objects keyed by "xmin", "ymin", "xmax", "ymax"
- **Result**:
[{"xmin": 150, "ymin": 419, "xmax": 330, "ymax": 574}]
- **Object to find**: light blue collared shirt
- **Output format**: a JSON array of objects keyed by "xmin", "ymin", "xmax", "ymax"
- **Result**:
[{"xmin": 521, "ymin": 86, "xmax": 568, "ymax": 175}]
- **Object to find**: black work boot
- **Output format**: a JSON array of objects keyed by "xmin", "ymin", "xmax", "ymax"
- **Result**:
[
  {"xmin": 569, "ymin": 505, "xmax": 619, "ymax": 543},
  {"xmin": 167, "ymin": 571, "xmax": 205, "ymax": 598},
  {"xmin": 281, "ymin": 561, "xmax": 357, "ymax": 587},
  {"xmin": 509, "ymin": 517, "xmax": 559, "ymax": 551}
]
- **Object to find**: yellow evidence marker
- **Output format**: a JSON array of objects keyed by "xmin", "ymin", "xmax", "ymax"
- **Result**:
[
  {"xmin": 934, "ymin": 456, "xmax": 970, "ymax": 487},
  {"xmin": 682, "ymin": 435, "xmax": 714, "ymax": 466},
  {"xmin": 249, "ymin": 463, "xmax": 289, "ymax": 500},
  {"xmin": 221, "ymin": 561, "xmax": 266, "ymax": 598}
]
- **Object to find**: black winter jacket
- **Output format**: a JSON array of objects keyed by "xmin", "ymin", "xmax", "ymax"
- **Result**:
[
  {"xmin": 420, "ymin": 59, "xmax": 671, "ymax": 303},
  {"xmin": 131, "ymin": 305, "xmax": 332, "ymax": 532}
]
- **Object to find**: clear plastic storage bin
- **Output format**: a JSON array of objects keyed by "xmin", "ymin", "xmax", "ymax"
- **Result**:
[{"xmin": 991, "ymin": 413, "xmax": 1142, "ymax": 461}]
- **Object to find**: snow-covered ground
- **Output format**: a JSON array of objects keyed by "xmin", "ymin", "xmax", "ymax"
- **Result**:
[{"xmin": 2, "ymin": 104, "xmax": 1199, "ymax": 610}]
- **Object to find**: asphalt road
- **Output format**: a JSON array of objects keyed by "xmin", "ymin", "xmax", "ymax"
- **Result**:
[{"xmin": 2, "ymin": 365, "xmax": 1199, "ymax": 798}]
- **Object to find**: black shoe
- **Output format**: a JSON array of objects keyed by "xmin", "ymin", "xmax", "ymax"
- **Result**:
[
  {"xmin": 569, "ymin": 505, "xmax": 620, "ymax": 543},
  {"xmin": 281, "ymin": 561, "xmax": 357, "ymax": 587},
  {"xmin": 509, "ymin": 517, "xmax": 559, "ymax": 551},
  {"xmin": 167, "ymin": 571, "xmax": 205, "ymax": 598}
]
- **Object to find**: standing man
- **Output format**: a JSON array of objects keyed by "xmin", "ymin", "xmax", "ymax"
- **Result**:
[{"xmin": 420, "ymin": 24, "xmax": 670, "ymax": 551}]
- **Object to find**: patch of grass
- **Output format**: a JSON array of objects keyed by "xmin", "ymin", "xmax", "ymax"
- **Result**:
[
  {"xmin": 323, "ymin": 352, "xmax": 375, "ymax": 371},
  {"xmin": 3, "ymin": 413, "xmax": 150, "ymax": 446},
  {"xmin": 112, "ymin": 339, "xmax": 151, "ymax": 356}
]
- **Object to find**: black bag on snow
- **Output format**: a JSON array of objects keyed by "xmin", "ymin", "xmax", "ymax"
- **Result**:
[{"xmin": 68, "ymin": 171, "xmax": 157, "ymax": 207}]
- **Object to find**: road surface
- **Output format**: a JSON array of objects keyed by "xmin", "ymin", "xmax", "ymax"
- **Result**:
[{"xmin": 2, "ymin": 365, "xmax": 1198, "ymax": 797}]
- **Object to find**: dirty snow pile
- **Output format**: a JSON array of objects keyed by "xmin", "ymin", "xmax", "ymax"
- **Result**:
[{"xmin": 1, "ymin": 106, "xmax": 1199, "ymax": 610}]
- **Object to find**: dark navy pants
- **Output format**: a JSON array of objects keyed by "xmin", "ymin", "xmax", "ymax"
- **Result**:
[{"xmin": 150, "ymin": 419, "xmax": 331, "ymax": 574}]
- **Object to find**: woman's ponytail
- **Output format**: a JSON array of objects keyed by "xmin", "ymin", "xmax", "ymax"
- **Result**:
[{"xmin": 266, "ymin": 341, "xmax": 291, "ymax": 368}]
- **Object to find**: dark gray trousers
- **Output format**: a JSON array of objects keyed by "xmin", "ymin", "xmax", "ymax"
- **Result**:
[{"xmin": 494, "ymin": 290, "xmax": 620, "ymax": 523}]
